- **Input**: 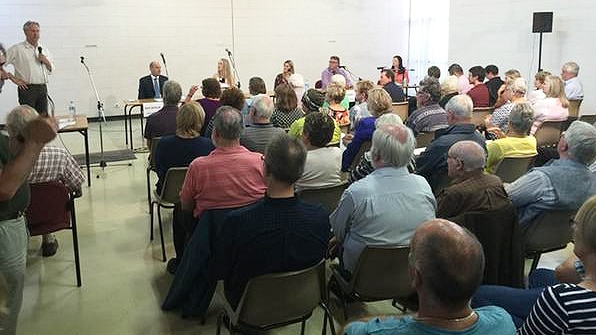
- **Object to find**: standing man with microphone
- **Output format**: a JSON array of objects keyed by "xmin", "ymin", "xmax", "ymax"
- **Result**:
[{"xmin": 5, "ymin": 21, "xmax": 54, "ymax": 116}]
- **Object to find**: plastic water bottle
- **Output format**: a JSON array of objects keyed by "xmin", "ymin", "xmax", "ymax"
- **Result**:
[
  {"xmin": 304, "ymin": 79, "xmax": 310, "ymax": 92},
  {"xmin": 68, "ymin": 101, "xmax": 76, "ymax": 122}
]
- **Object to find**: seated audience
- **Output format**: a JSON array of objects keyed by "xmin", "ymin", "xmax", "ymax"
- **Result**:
[
  {"xmin": 185, "ymin": 77, "xmax": 222, "ymax": 135},
  {"xmin": 485, "ymin": 103, "xmax": 537, "ymax": 174},
  {"xmin": 240, "ymin": 94, "xmax": 285, "ymax": 154},
  {"xmin": 203, "ymin": 86, "xmax": 246, "ymax": 138},
  {"xmin": 240, "ymin": 77, "xmax": 267, "ymax": 126},
  {"xmin": 348, "ymin": 113, "xmax": 413, "ymax": 183},
  {"xmin": 349, "ymin": 80, "xmax": 375, "ymax": 129},
  {"xmin": 288, "ymin": 73, "xmax": 305, "ymax": 102},
  {"xmin": 531, "ymin": 75, "xmax": 569, "ymax": 134},
  {"xmin": 154, "ymin": 102, "xmax": 214, "ymax": 193},
  {"xmin": 406, "ymin": 76, "xmax": 448, "ymax": 135},
  {"xmin": 473, "ymin": 195, "xmax": 596, "ymax": 331},
  {"xmin": 180, "ymin": 106, "xmax": 266, "ymax": 219},
  {"xmin": 416, "ymin": 95, "xmax": 486, "ymax": 192},
  {"xmin": 561, "ymin": 61, "xmax": 583, "ymax": 100},
  {"xmin": 527, "ymin": 70, "xmax": 550, "ymax": 105},
  {"xmin": 379, "ymin": 69, "xmax": 405, "ymax": 103},
  {"xmin": 484, "ymin": 64, "xmax": 504, "ymax": 107},
  {"xmin": 8, "ymin": 106, "xmax": 84, "ymax": 258},
  {"xmin": 494, "ymin": 69, "xmax": 522, "ymax": 109},
  {"xmin": 271, "ymin": 83, "xmax": 304, "ymax": 129},
  {"xmin": 466, "ymin": 66, "xmax": 490, "ymax": 107},
  {"xmin": 448, "ymin": 63, "xmax": 473, "ymax": 94},
  {"xmin": 144, "ymin": 80, "xmax": 181, "ymax": 149},
  {"xmin": 485, "ymin": 77, "xmax": 528, "ymax": 135},
  {"xmin": 216, "ymin": 134, "xmax": 330, "ymax": 309},
  {"xmin": 343, "ymin": 219, "xmax": 516, "ymax": 335},
  {"xmin": 427, "ymin": 65, "xmax": 441, "ymax": 79},
  {"xmin": 331, "ymin": 123, "xmax": 436, "ymax": 274},
  {"xmin": 341, "ymin": 88, "xmax": 393, "ymax": 172},
  {"xmin": 506, "ymin": 120, "xmax": 596, "ymax": 227},
  {"xmin": 295, "ymin": 112, "xmax": 342, "ymax": 192},
  {"xmin": 322, "ymin": 74, "xmax": 350, "ymax": 111},
  {"xmin": 273, "ymin": 59, "xmax": 293, "ymax": 89},
  {"xmin": 138, "ymin": 61, "xmax": 167, "ymax": 99},
  {"xmin": 438, "ymin": 75, "xmax": 459, "ymax": 108},
  {"xmin": 326, "ymin": 83, "xmax": 349, "ymax": 126},
  {"xmin": 288, "ymin": 89, "xmax": 341, "ymax": 145},
  {"xmin": 437, "ymin": 141, "xmax": 510, "ymax": 220}
]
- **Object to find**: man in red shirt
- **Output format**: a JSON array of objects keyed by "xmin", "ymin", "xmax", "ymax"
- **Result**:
[{"xmin": 466, "ymin": 66, "xmax": 490, "ymax": 107}]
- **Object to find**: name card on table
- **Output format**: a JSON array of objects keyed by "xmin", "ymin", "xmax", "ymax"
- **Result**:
[{"xmin": 143, "ymin": 101, "xmax": 164, "ymax": 117}]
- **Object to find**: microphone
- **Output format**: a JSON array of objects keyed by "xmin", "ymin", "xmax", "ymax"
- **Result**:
[
  {"xmin": 338, "ymin": 65, "xmax": 346, "ymax": 69},
  {"xmin": 80, "ymin": 56, "xmax": 85, "ymax": 64},
  {"xmin": 160, "ymin": 52, "xmax": 166, "ymax": 65},
  {"xmin": 377, "ymin": 66, "xmax": 386, "ymax": 70},
  {"xmin": 38, "ymin": 46, "xmax": 43, "ymax": 55},
  {"xmin": 225, "ymin": 48, "xmax": 232, "ymax": 56}
]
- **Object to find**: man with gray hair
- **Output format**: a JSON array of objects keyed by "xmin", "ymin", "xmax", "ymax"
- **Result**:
[
  {"xmin": 180, "ymin": 106, "xmax": 266, "ymax": 219},
  {"xmin": 561, "ymin": 61, "xmax": 583, "ymax": 100},
  {"xmin": 437, "ymin": 141, "xmax": 510, "ymax": 219},
  {"xmin": 143, "ymin": 80, "xmax": 181, "ymax": 149},
  {"xmin": 507, "ymin": 120, "xmax": 596, "ymax": 227},
  {"xmin": 416, "ymin": 94, "xmax": 486, "ymax": 192},
  {"xmin": 330, "ymin": 123, "xmax": 436, "ymax": 275},
  {"xmin": 5, "ymin": 21, "xmax": 54, "ymax": 115},
  {"xmin": 1, "ymin": 106, "xmax": 56, "ymax": 335},
  {"xmin": 344, "ymin": 219, "xmax": 516, "ymax": 334},
  {"xmin": 239, "ymin": 94, "xmax": 285, "ymax": 154},
  {"xmin": 138, "ymin": 60, "xmax": 168, "ymax": 99}
]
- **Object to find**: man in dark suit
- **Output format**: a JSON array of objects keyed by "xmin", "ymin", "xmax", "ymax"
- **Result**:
[
  {"xmin": 138, "ymin": 61, "xmax": 168, "ymax": 99},
  {"xmin": 379, "ymin": 69, "xmax": 405, "ymax": 102}
]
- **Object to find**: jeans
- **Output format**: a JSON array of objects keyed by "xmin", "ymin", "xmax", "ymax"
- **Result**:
[
  {"xmin": 0, "ymin": 217, "xmax": 28, "ymax": 335},
  {"xmin": 472, "ymin": 269, "xmax": 559, "ymax": 327}
]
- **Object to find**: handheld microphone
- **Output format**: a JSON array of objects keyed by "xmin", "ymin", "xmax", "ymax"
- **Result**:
[
  {"xmin": 80, "ymin": 56, "xmax": 85, "ymax": 64},
  {"xmin": 225, "ymin": 48, "xmax": 232, "ymax": 56},
  {"xmin": 38, "ymin": 46, "xmax": 43, "ymax": 55},
  {"xmin": 160, "ymin": 52, "xmax": 166, "ymax": 65}
]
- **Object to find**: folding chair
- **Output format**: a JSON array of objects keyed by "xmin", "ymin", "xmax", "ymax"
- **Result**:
[
  {"xmin": 493, "ymin": 155, "xmax": 536, "ymax": 183},
  {"xmin": 298, "ymin": 182, "xmax": 349, "ymax": 214},
  {"xmin": 391, "ymin": 102, "xmax": 409, "ymax": 122}
]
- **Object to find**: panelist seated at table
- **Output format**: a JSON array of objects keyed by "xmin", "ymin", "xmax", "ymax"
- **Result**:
[{"xmin": 138, "ymin": 61, "xmax": 168, "ymax": 100}]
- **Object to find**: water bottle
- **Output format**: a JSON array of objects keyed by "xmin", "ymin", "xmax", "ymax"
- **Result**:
[
  {"xmin": 304, "ymin": 79, "xmax": 310, "ymax": 92},
  {"xmin": 68, "ymin": 101, "xmax": 76, "ymax": 122}
]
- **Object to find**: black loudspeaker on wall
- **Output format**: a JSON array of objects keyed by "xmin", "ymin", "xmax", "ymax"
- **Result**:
[{"xmin": 533, "ymin": 12, "xmax": 553, "ymax": 33}]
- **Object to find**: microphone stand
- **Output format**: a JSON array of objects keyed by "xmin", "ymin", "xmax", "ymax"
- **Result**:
[
  {"xmin": 161, "ymin": 53, "xmax": 169, "ymax": 77},
  {"xmin": 80, "ymin": 56, "xmax": 108, "ymax": 177},
  {"xmin": 226, "ymin": 49, "xmax": 241, "ymax": 89},
  {"xmin": 341, "ymin": 66, "xmax": 363, "ymax": 84}
]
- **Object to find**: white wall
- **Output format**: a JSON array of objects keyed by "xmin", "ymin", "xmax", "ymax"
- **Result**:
[
  {"xmin": 0, "ymin": 0, "xmax": 412, "ymax": 122},
  {"xmin": 449, "ymin": 0, "xmax": 596, "ymax": 115}
]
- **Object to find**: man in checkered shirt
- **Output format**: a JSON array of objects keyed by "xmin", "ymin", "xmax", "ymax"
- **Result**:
[{"xmin": 10, "ymin": 105, "xmax": 84, "ymax": 257}]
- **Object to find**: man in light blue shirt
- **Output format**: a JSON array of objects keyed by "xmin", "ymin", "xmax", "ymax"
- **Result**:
[
  {"xmin": 505, "ymin": 121, "xmax": 596, "ymax": 227},
  {"xmin": 561, "ymin": 61, "xmax": 583, "ymax": 100},
  {"xmin": 330, "ymin": 123, "xmax": 436, "ymax": 274},
  {"xmin": 343, "ymin": 219, "xmax": 516, "ymax": 335}
]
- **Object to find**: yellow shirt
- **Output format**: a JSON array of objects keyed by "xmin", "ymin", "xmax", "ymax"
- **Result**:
[
  {"xmin": 288, "ymin": 117, "xmax": 341, "ymax": 145},
  {"xmin": 486, "ymin": 135, "xmax": 537, "ymax": 174}
]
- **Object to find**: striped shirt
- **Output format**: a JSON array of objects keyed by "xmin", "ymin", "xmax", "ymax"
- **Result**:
[{"xmin": 519, "ymin": 283, "xmax": 596, "ymax": 334}]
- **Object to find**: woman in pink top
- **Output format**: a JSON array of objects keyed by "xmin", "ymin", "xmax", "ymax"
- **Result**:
[{"xmin": 531, "ymin": 75, "xmax": 569, "ymax": 134}]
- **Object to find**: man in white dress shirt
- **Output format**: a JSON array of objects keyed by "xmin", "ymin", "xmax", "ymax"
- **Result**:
[
  {"xmin": 5, "ymin": 21, "xmax": 54, "ymax": 116},
  {"xmin": 561, "ymin": 61, "xmax": 583, "ymax": 100}
]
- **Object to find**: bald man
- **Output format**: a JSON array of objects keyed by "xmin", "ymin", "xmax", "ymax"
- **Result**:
[
  {"xmin": 138, "ymin": 61, "xmax": 168, "ymax": 99},
  {"xmin": 330, "ymin": 123, "xmax": 436, "ymax": 276},
  {"xmin": 344, "ymin": 219, "xmax": 516, "ymax": 335},
  {"xmin": 436, "ymin": 140, "xmax": 510, "ymax": 220}
]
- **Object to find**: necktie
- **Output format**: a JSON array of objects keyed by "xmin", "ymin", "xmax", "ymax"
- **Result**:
[{"xmin": 154, "ymin": 77, "xmax": 161, "ymax": 99}]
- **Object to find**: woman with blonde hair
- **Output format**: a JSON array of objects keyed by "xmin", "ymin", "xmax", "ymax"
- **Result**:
[
  {"xmin": 325, "ymin": 83, "xmax": 349, "ymax": 126},
  {"xmin": 274, "ymin": 60, "xmax": 294, "ymax": 89},
  {"xmin": 341, "ymin": 88, "xmax": 393, "ymax": 171},
  {"xmin": 215, "ymin": 58, "xmax": 235, "ymax": 88},
  {"xmin": 531, "ymin": 75, "xmax": 569, "ymax": 134}
]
